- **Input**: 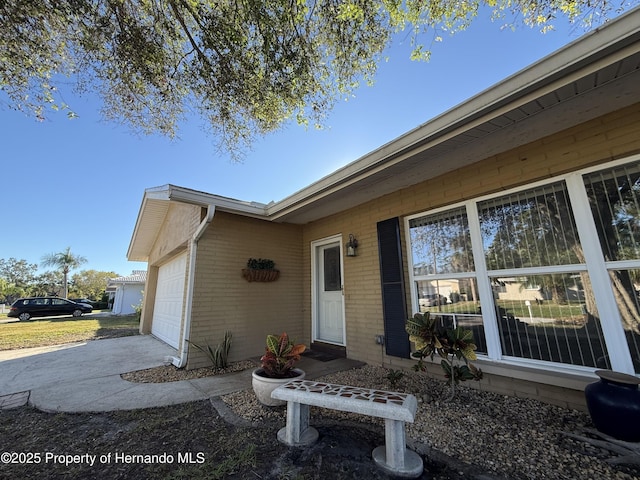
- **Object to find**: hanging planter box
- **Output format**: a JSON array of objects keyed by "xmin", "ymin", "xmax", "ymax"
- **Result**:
[
  {"xmin": 242, "ymin": 258, "xmax": 280, "ymax": 282},
  {"xmin": 242, "ymin": 268, "xmax": 280, "ymax": 282}
]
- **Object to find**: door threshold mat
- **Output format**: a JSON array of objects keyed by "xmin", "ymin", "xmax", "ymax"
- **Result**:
[{"xmin": 302, "ymin": 350, "xmax": 341, "ymax": 362}]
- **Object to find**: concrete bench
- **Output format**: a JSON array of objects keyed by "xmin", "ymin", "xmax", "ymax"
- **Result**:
[{"xmin": 271, "ymin": 379, "xmax": 423, "ymax": 478}]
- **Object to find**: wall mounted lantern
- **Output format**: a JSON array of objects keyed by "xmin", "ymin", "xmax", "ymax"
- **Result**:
[{"xmin": 346, "ymin": 234, "xmax": 359, "ymax": 257}]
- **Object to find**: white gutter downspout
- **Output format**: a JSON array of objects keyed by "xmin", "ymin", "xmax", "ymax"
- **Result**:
[{"xmin": 167, "ymin": 205, "xmax": 216, "ymax": 368}]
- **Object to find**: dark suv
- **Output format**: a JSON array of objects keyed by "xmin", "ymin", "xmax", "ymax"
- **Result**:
[{"xmin": 8, "ymin": 297, "xmax": 93, "ymax": 321}]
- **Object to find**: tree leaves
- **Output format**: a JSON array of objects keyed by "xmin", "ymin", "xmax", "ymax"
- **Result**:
[{"xmin": 0, "ymin": 0, "xmax": 617, "ymax": 157}]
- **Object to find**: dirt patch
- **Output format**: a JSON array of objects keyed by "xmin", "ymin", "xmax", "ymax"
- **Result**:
[{"xmin": 0, "ymin": 400, "xmax": 473, "ymax": 479}]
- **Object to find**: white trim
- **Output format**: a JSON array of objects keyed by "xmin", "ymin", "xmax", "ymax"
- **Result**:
[
  {"xmin": 311, "ymin": 234, "xmax": 347, "ymax": 347},
  {"xmin": 166, "ymin": 184, "xmax": 268, "ymax": 215},
  {"xmin": 566, "ymin": 173, "xmax": 634, "ymax": 372},
  {"xmin": 467, "ymin": 200, "xmax": 502, "ymax": 361}
]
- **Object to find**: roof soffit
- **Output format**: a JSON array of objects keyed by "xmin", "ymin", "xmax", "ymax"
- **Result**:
[
  {"xmin": 127, "ymin": 196, "xmax": 171, "ymax": 262},
  {"xmin": 267, "ymin": 23, "xmax": 640, "ymax": 224}
]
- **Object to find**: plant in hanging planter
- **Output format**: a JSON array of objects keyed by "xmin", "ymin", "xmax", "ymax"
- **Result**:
[
  {"xmin": 252, "ymin": 332, "xmax": 307, "ymax": 406},
  {"xmin": 406, "ymin": 311, "xmax": 483, "ymax": 399},
  {"xmin": 242, "ymin": 258, "xmax": 280, "ymax": 282},
  {"xmin": 247, "ymin": 258, "xmax": 274, "ymax": 270}
]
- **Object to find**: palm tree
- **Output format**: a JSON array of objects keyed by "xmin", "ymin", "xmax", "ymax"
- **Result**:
[{"xmin": 41, "ymin": 247, "xmax": 87, "ymax": 299}]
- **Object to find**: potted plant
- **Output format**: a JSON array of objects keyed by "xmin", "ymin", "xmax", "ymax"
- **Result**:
[
  {"xmin": 252, "ymin": 332, "xmax": 306, "ymax": 406},
  {"xmin": 242, "ymin": 258, "xmax": 280, "ymax": 282},
  {"xmin": 406, "ymin": 311, "xmax": 483, "ymax": 399},
  {"xmin": 585, "ymin": 369, "xmax": 640, "ymax": 441}
]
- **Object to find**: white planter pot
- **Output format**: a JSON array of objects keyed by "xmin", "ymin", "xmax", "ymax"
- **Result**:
[{"xmin": 252, "ymin": 368, "xmax": 305, "ymax": 406}]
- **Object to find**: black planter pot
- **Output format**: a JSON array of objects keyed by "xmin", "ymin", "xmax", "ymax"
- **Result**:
[{"xmin": 585, "ymin": 369, "xmax": 640, "ymax": 442}]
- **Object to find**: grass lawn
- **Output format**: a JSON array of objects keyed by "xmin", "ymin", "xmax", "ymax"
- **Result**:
[
  {"xmin": 0, "ymin": 313, "xmax": 139, "ymax": 350},
  {"xmin": 426, "ymin": 300, "xmax": 586, "ymax": 322}
]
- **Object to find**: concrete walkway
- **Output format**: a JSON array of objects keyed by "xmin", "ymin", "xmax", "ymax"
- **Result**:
[{"xmin": 0, "ymin": 335, "xmax": 362, "ymax": 413}]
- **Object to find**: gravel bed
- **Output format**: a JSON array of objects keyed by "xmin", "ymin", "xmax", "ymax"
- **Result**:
[
  {"xmin": 221, "ymin": 364, "xmax": 640, "ymax": 480},
  {"xmin": 121, "ymin": 360, "xmax": 257, "ymax": 382}
]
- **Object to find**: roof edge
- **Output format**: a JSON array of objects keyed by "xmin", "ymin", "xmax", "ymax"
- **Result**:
[
  {"xmin": 163, "ymin": 184, "xmax": 269, "ymax": 216},
  {"xmin": 265, "ymin": 6, "xmax": 640, "ymax": 219},
  {"xmin": 127, "ymin": 184, "xmax": 271, "ymax": 261}
]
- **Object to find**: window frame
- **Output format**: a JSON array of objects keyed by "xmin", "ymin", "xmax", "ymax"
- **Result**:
[{"xmin": 405, "ymin": 154, "xmax": 640, "ymax": 375}]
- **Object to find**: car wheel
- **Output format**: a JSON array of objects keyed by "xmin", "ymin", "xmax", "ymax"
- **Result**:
[
  {"xmin": 18, "ymin": 312, "xmax": 31, "ymax": 321},
  {"xmin": 72, "ymin": 309, "xmax": 83, "ymax": 317}
]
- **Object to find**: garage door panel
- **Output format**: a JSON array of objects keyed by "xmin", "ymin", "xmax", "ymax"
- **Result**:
[{"xmin": 152, "ymin": 253, "xmax": 186, "ymax": 349}]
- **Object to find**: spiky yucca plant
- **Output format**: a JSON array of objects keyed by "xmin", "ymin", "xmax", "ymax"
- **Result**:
[
  {"xmin": 260, "ymin": 332, "xmax": 306, "ymax": 378},
  {"xmin": 406, "ymin": 312, "xmax": 483, "ymax": 399},
  {"xmin": 188, "ymin": 331, "xmax": 232, "ymax": 369}
]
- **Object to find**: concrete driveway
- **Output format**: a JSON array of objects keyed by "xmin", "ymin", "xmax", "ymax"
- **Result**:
[
  {"xmin": 0, "ymin": 335, "xmax": 252, "ymax": 412},
  {"xmin": 0, "ymin": 335, "xmax": 361, "ymax": 413}
]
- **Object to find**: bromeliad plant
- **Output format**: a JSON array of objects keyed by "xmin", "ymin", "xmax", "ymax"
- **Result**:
[
  {"xmin": 406, "ymin": 312, "xmax": 483, "ymax": 399},
  {"xmin": 260, "ymin": 332, "xmax": 306, "ymax": 378}
]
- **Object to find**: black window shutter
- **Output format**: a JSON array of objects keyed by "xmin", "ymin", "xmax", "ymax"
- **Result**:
[{"xmin": 377, "ymin": 217, "xmax": 410, "ymax": 358}]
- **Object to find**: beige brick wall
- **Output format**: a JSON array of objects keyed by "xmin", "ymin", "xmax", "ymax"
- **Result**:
[
  {"xmin": 188, "ymin": 211, "xmax": 304, "ymax": 369},
  {"xmin": 139, "ymin": 104, "xmax": 640, "ymax": 408},
  {"xmin": 301, "ymin": 103, "xmax": 640, "ymax": 409}
]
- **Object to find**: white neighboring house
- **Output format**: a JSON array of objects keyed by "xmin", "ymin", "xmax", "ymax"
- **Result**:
[{"xmin": 107, "ymin": 270, "xmax": 146, "ymax": 315}]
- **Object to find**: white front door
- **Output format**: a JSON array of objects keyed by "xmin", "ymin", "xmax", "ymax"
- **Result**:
[{"xmin": 313, "ymin": 238, "xmax": 345, "ymax": 345}]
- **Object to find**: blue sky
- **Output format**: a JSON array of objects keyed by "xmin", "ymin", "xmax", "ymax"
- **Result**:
[{"xmin": 0, "ymin": 8, "xmax": 628, "ymax": 278}]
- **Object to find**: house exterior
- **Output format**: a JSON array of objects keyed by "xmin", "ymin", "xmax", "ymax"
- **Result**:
[
  {"xmin": 127, "ymin": 8, "xmax": 640, "ymax": 410},
  {"xmin": 107, "ymin": 270, "xmax": 146, "ymax": 315}
]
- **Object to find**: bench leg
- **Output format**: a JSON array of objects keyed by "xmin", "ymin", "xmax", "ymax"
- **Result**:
[
  {"xmin": 372, "ymin": 419, "xmax": 423, "ymax": 478},
  {"xmin": 276, "ymin": 401, "xmax": 318, "ymax": 447}
]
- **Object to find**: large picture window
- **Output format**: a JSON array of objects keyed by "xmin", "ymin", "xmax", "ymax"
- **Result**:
[
  {"xmin": 407, "ymin": 157, "xmax": 640, "ymax": 374},
  {"xmin": 477, "ymin": 183, "xmax": 609, "ymax": 369}
]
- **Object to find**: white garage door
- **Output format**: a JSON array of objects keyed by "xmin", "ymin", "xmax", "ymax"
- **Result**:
[{"xmin": 151, "ymin": 253, "xmax": 187, "ymax": 349}]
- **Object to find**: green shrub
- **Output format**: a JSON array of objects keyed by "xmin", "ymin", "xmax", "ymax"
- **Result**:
[
  {"xmin": 406, "ymin": 312, "xmax": 483, "ymax": 399},
  {"xmin": 189, "ymin": 331, "xmax": 233, "ymax": 369}
]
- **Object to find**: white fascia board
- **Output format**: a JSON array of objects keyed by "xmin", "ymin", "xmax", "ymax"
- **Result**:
[
  {"xmin": 266, "ymin": 7, "xmax": 640, "ymax": 219},
  {"xmin": 165, "ymin": 184, "xmax": 268, "ymax": 217},
  {"xmin": 141, "ymin": 184, "xmax": 173, "ymax": 201}
]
